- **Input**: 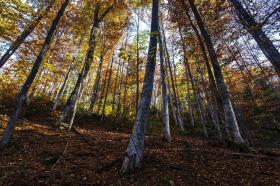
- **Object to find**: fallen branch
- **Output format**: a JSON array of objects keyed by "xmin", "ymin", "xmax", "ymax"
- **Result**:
[{"xmin": 51, "ymin": 141, "xmax": 69, "ymax": 169}]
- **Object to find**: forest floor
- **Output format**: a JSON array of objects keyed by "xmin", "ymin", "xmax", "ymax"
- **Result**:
[{"xmin": 0, "ymin": 114, "xmax": 280, "ymax": 186}]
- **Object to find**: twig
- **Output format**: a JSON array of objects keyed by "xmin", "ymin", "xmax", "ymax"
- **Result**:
[{"xmin": 51, "ymin": 141, "xmax": 69, "ymax": 169}]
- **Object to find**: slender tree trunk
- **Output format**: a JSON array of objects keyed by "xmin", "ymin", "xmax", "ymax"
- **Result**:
[
  {"xmin": 121, "ymin": 0, "xmax": 159, "ymax": 173},
  {"xmin": 230, "ymin": 0, "xmax": 280, "ymax": 78},
  {"xmin": 112, "ymin": 58, "xmax": 121, "ymax": 111},
  {"xmin": 89, "ymin": 49, "xmax": 105, "ymax": 112},
  {"xmin": 162, "ymin": 24, "xmax": 185, "ymax": 131},
  {"xmin": 136, "ymin": 13, "xmax": 140, "ymax": 114},
  {"xmin": 159, "ymin": 23, "xmax": 171, "ymax": 142},
  {"xmin": 0, "ymin": 0, "xmax": 69, "ymax": 149},
  {"xmin": 101, "ymin": 52, "xmax": 115, "ymax": 120},
  {"xmin": 188, "ymin": 0, "xmax": 246, "ymax": 146},
  {"xmin": 165, "ymin": 63, "xmax": 179, "ymax": 126},
  {"xmin": 186, "ymin": 69, "xmax": 195, "ymax": 128}
]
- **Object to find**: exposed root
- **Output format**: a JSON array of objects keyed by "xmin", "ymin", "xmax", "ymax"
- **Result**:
[{"xmin": 120, "ymin": 153, "xmax": 141, "ymax": 173}]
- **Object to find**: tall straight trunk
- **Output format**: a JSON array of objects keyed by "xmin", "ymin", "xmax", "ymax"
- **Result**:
[
  {"xmin": 159, "ymin": 24, "xmax": 171, "ymax": 142},
  {"xmin": 162, "ymin": 24, "xmax": 185, "ymax": 131},
  {"xmin": 122, "ymin": 61, "xmax": 130, "ymax": 119},
  {"xmin": 136, "ymin": 13, "xmax": 140, "ymax": 114},
  {"xmin": 89, "ymin": 49, "xmax": 105, "ymax": 112},
  {"xmin": 166, "ymin": 72, "xmax": 179, "ymax": 127},
  {"xmin": 97, "ymin": 57, "xmax": 111, "ymax": 115},
  {"xmin": 112, "ymin": 58, "xmax": 121, "ymax": 111},
  {"xmin": 186, "ymin": 69, "xmax": 195, "ymax": 128},
  {"xmin": 0, "ymin": 0, "xmax": 69, "ymax": 149},
  {"xmin": 0, "ymin": 1, "xmax": 55, "ymax": 68},
  {"xmin": 230, "ymin": 0, "xmax": 280, "ymax": 78},
  {"xmin": 121, "ymin": 0, "xmax": 159, "ymax": 173},
  {"xmin": 187, "ymin": 0, "xmax": 246, "ymax": 146},
  {"xmin": 101, "ymin": 52, "xmax": 115, "ymax": 120}
]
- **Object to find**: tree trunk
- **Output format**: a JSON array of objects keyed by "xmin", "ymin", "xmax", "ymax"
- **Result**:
[
  {"xmin": 136, "ymin": 13, "xmax": 140, "ymax": 114},
  {"xmin": 187, "ymin": 0, "xmax": 246, "ymax": 146},
  {"xmin": 0, "ymin": 1, "xmax": 55, "ymax": 68},
  {"xmin": 159, "ymin": 23, "xmax": 171, "ymax": 142},
  {"xmin": 230, "ymin": 0, "xmax": 280, "ymax": 78},
  {"xmin": 121, "ymin": 0, "xmax": 159, "ymax": 173},
  {"xmin": 89, "ymin": 49, "xmax": 105, "ymax": 112},
  {"xmin": 162, "ymin": 24, "xmax": 185, "ymax": 131},
  {"xmin": 0, "ymin": 0, "xmax": 69, "ymax": 149},
  {"xmin": 101, "ymin": 51, "xmax": 115, "ymax": 120}
]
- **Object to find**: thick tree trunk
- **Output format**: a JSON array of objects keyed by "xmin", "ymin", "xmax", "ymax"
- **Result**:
[
  {"xmin": 121, "ymin": 0, "xmax": 159, "ymax": 173},
  {"xmin": 188, "ymin": 0, "xmax": 246, "ymax": 146},
  {"xmin": 159, "ymin": 24, "xmax": 171, "ymax": 142},
  {"xmin": 0, "ymin": 0, "xmax": 69, "ymax": 149},
  {"xmin": 0, "ymin": 1, "xmax": 55, "ymax": 68},
  {"xmin": 230, "ymin": 0, "xmax": 280, "ymax": 78}
]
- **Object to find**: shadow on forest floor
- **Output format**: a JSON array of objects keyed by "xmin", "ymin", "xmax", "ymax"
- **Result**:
[{"xmin": 0, "ymin": 115, "xmax": 280, "ymax": 185}]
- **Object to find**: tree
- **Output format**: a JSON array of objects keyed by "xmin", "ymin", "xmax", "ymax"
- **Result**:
[{"xmin": 121, "ymin": 0, "xmax": 159, "ymax": 173}]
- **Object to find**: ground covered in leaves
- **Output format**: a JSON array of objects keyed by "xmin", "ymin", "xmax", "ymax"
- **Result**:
[{"xmin": 0, "ymin": 115, "xmax": 280, "ymax": 185}]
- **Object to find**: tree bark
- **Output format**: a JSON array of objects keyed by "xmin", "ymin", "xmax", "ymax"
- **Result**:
[{"xmin": 159, "ymin": 23, "xmax": 171, "ymax": 142}]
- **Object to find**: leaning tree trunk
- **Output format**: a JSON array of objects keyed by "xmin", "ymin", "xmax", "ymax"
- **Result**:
[
  {"xmin": 159, "ymin": 23, "xmax": 171, "ymax": 142},
  {"xmin": 121, "ymin": 0, "xmax": 159, "ymax": 173},
  {"xmin": 187, "ymin": 0, "xmax": 246, "ymax": 146},
  {"xmin": 0, "ymin": 0, "xmax": 69, "ymax": 149},
  {"xmin": 0, "ymin": 0, "xmax": 55, "ymax": 68},
  {"xmin": 230, "ymin": 0, "xmax": 280, "ymax": 78}
]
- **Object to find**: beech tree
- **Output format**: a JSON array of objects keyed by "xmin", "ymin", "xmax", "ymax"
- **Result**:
[{"xmin": 121, "ymin": 0, "xmax": 159, "ymax": 173}]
